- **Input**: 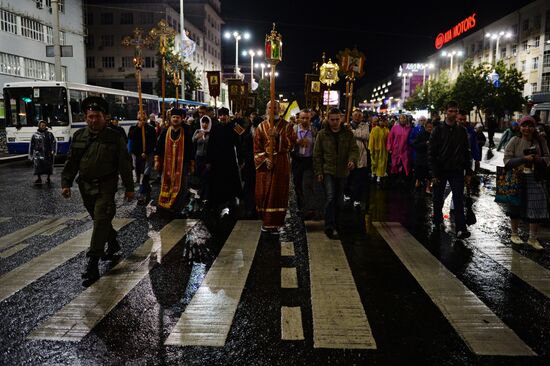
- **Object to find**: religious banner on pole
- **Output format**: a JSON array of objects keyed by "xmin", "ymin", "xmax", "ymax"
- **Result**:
[
  {"xmin": 206, "ymin": 71, "xmax": 221, "ymax": 98},
  {"xmin": 337, "ymin": 48, "xmax": 366, "ymax": 123}
]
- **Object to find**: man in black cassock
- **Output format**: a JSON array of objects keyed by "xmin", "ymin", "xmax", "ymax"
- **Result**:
[{"xmin": 206, "ymin": 107, "xmax": 243, "ymax": 217}]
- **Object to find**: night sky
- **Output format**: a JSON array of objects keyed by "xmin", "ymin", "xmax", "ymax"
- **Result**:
[{"xmin": 221, "ymin": 0, "xmax": 536, "ymax": 98}]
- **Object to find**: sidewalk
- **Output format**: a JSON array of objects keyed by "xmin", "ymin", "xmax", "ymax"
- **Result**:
[{"xmin": 0, "ymin": 153, "xmax": 27, "ymax": 164}]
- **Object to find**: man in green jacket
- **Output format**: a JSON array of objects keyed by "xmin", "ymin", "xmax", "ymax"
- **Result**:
[
  {"xmin": 313, "ymin": 108, "xmax": 359, "ymax": 239},
  {"xmin": 61, "ymin": 96, "xmax": 134, "ymax": 287}
]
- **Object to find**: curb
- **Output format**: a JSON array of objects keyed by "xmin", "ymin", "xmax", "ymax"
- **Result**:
[{"xmin": 0, "ymin": 155, "xmax": 28, "ymax": 164}]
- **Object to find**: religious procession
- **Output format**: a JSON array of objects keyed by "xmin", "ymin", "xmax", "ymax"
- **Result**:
[{"xmin": 29, "ymin": 22, "xmax": 544, "ymax": 287}]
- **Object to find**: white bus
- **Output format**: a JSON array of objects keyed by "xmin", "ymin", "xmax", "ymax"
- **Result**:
[{"xmin": 3, "ymin": 81, "xmax": 162, "ymax": 155}]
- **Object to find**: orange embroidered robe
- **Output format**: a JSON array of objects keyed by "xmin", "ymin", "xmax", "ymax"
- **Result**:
[
  {"xmin": 155, "ymin": 126, "xmax": 193, "ymax": 211},
  {"xmin": 254, "ymin": 119, "xmax": 297, "ymax": 228}
]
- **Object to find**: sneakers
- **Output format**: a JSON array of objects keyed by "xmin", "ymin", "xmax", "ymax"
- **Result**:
[
  {"xmin": 34, "ymin": 177, "xmax": 42, "ymax": 185},
  {"xmin": 456, "ymin": 230, "xmax": 471, "ymax": 239},
  {"xmin": 510, "ymin": 234, "xmax": 524, "ymax": 245},
  {"xmin": 353, "ymin": 201, "xmax": 361, "ymax": 210},
  {"xmin": 343, "ymin": 195, "xmax": 351, "ymax": 202},
  {"xmin": 527, "ymin": 238, "xmax": 544, "ymax": 250}
]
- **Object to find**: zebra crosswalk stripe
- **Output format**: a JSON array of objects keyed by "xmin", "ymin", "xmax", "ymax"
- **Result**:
[
  {"xmin": 0, "ymin": 217, "xmax": 69, "ymax": 251},
  {"xmin": 374, "ymin": 222, "xmax": 536, "ymax": 356},
  {"xmin": 469, "ymin": 232, "xmax": 550, "ymax": 300},
  {"xmin": 306, "ymin": 221, "xmax": 377, "ymax": 349},
  {"xmin": 165, "ymin": 220, "xmax": 261, "ymax": 347},
  {"xmin": 28, "ymin": 219, "xmax": 195, "ymax": 342},
  {"xmin": 0, "ymin": 218, "xmax": 134, "ymax": 303}
]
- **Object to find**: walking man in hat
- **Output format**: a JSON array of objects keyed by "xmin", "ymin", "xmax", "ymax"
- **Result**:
[{"xmin": 61, "ymin": 96, "xmax": 134, "ymax": 287}]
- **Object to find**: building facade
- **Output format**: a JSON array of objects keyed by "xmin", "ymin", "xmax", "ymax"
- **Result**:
[
  {"xmin": 0, "ymin": 0, "xmax": 86, "ymax": 96},
  {"xmin": 364, "ymin": 0, "xmax": 550, "ymax": 113},
  {"xmin": 85, "ymin": 0, "xmax": 224, "ymax": 105},
  {"xmin": 427, "ymin": 0, "xmax": 550, "ymax": 99}
]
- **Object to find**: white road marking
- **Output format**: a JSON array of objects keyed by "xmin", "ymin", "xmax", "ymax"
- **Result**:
[
  {"xmin": 281, "ymin": 241, "xmax": 295, "ymax": 256},
  {"xmin": 281, "ymin": 306, "xmax": 304, "ymax": 341},
  {"xmin": 165, "ymin": 221, "xmax": 261, "ymax": 347},
  {"xmin": 40, "ymin": 224, "xmax": 68, "ymax": 236},
  {"xmin": 28, "ymin": 219, "xmax": 194, "ymax": 342},
  {"xmin": 469, "ymin": 231, "xmax": 550, "ymax": 300},
  {"xmin": 374, "ymin": 222, "xmax": 536, "ymax": 356},
  {"xmin": 0, "ymin": 243, "xmax": 28, "ymax": 258},
  {"xmin": 281, "ymin": 267, "xmax": 298, "ymax": 288},
  {"xmin": 306, "ymin": 221, "xmax": 377, "ymax": 349},
  {"xmin": 0, "ymin": 219, "xmax": 133, "ymax": 302},
  {"xmin": 0, "ymin": 217, "xmax": 69, "ymax": 251}
]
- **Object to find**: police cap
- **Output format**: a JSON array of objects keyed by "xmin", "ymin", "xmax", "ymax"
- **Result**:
[{"xmin": 82, "ymin": 96, "xmax": 109, "ymax": 114}]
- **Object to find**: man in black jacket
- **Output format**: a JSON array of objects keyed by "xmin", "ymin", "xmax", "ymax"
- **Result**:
[
  {"xmin": 429, "ymin": 101, "xmax": 473, "ymax": 239},
  {"xmin": 128, "ymin": 111, "xmax": 157, "ymax": 204}
]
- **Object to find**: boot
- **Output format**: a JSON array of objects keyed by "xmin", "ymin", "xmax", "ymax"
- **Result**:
[
  {"xmin": 102, "ymin": 239, "xmax": 121, "ymax": 260},
  {"xmin": 81, "ymin": 257, "xmax": 100, "ymax": 286}
]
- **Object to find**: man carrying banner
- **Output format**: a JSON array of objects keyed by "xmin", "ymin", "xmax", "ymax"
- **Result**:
[{"xmin": 254, "ymin": 101, "xmax": 297, "ymax": 234}]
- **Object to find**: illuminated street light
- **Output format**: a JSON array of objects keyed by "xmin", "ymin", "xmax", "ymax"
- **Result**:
[
  {"xmin": 441, "ymin": 50, "xmax": 462, "ymax": 73},
  {"xmin": 397, "ymin": 70, "xmax": 413, "ymax": 108},
  {"xmin": 224, "ymin": 30, "xmax": 250, "ymax": 77},
  {"xmin": 242, "ymin": 48, "xmax": 263, "ymax": 88},
  {"xmin": 485, "ymin": 31, "xmax": 512, "ymax": 63}
]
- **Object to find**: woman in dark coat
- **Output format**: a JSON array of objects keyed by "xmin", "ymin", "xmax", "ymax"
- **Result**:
[{"xmin": 29, "ymin": 120, "xmax": 56, "ymax": 185}]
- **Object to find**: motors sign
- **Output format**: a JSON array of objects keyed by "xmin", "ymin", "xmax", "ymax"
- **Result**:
[{"xmin": 435, "ymin": 13, "xmax": 477, "ymax": 49}]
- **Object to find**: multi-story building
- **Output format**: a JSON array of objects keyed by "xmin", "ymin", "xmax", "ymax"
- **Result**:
[
  {"xmin": 0, "ymin": 0, "xmax": 86, "ymax": 96},
  {"xmin": 85, "ymin": 0, "xmax": 223, "ymax": 105},
  {"xmin": 364, "ymin": 0, "xmax": 550, "ymax": 113},
  {"xmin": 428, "ymin": 0, "xmax": 549, "ymax": 99}
]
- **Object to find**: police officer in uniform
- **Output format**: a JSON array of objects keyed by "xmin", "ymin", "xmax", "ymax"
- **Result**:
[{"xmin": 61, "ymin": 96, "xmax": 134, "ymax": 287}]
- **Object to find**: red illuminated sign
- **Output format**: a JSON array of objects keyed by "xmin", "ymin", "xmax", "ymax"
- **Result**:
[{"xmin": 435, "ymin": 13, "xmax": 477, "ymax": 49}]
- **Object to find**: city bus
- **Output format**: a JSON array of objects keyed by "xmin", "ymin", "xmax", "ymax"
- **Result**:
[{"xmin": 2, "ymin": 81, "xmax": 160, "ymax": 155}]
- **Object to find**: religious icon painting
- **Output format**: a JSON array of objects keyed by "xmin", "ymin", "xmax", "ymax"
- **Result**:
[{"xmin": 311, "ymin": 81, "xmax": 321, "ymax": 93}]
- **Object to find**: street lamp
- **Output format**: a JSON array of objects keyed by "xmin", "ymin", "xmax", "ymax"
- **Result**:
[
  {"xmin": 224, "ymin": 30, "xmax": 250, "ymax": 77},
  {"xmin": 485, "ymin": 31, "xmax": 512, "ymax": 63},
  {"xmin": 255, "ymin": 62, "xmax": 266, "ymax": 79},
  {"xmin": 421, "ymin": 63, "xmax": 435, "ymax": 84},
  {"xmin": 397, "ymin": 70, "xmax": 412, "ymax": 108},
  {"xmin": 441, "ymin": 50, "xmax": 462, "ymax": 74},
  {"xmin": 242, "ymin": 48, "xmax": 263, "ymax": 87}
]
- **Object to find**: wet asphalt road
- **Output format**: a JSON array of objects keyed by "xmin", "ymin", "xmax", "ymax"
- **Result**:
[{"xmin": 1, "ymin": 159, "xmax": 550, "ymax": 365}]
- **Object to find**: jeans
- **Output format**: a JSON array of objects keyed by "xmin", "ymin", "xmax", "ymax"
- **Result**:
[
  {"xmin": 323, "ymin": 174, "xmax": 347, "ymax": 229},
  {"xmin": 432, "ymin": 171, "xmax": 466, "ymax": 231},
  {"xmin": 133, "ymin": 154, "xmax": 153, "ymax": 196}
]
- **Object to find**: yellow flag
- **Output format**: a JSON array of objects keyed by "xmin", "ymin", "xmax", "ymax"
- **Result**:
[{"xmin": 283, "ymin": 100, "xmax": 300, "ymax": 121}]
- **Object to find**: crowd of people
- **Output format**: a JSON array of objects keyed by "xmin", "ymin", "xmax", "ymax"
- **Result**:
[{"xmin": 22, "ymin": 93, "xmax": 550, "ymax": 285}]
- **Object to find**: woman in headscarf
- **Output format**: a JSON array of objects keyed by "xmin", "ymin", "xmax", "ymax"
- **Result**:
[
  {"xmin": 192, "ymin": 115, "xmax": 212, "ymax": 201},
  {"xmin": 29, "ymin": 120, "xmax": 56, "ymax": 185}
]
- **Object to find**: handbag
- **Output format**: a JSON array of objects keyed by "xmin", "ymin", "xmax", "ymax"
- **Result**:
[{"xmin": 495, "ymin": 166, "xmax": 521, "ymax": 206}]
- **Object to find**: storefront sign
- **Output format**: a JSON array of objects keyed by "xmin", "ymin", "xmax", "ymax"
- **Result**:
[{"xmin": 435, "ymin": 13, "xmax": 477, "ymax": 49}]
